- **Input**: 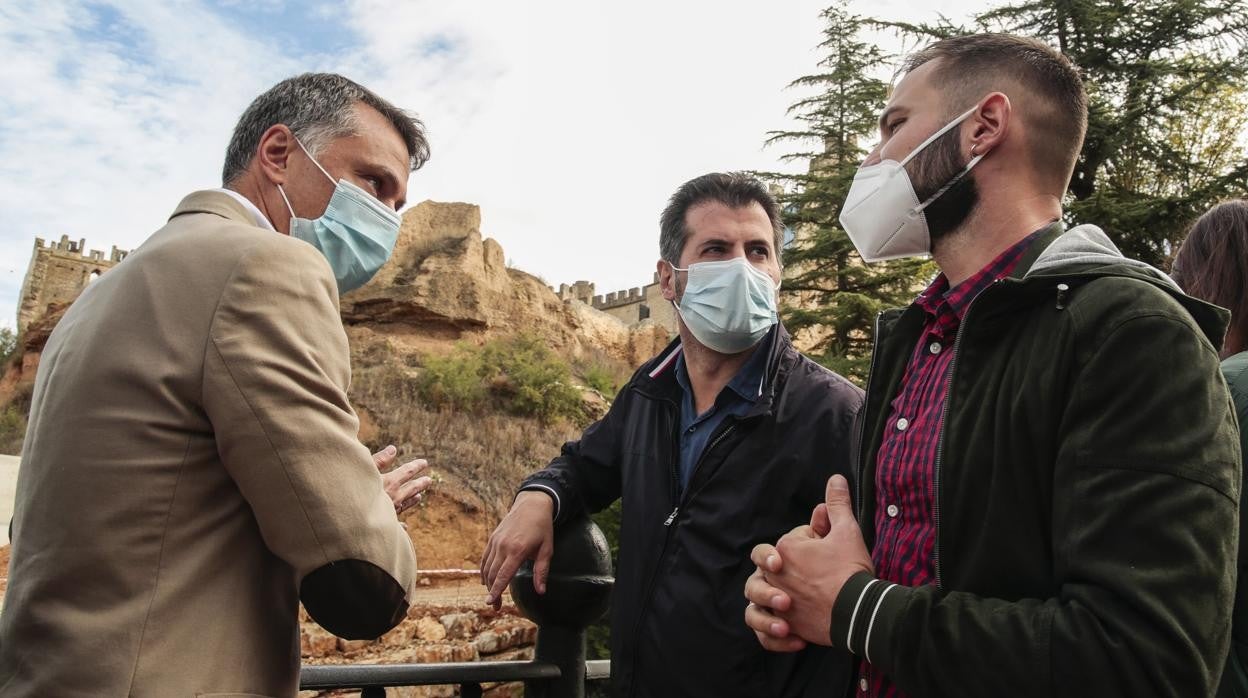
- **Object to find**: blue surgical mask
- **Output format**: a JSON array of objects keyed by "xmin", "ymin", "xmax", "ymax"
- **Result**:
[
  {"xmin": 277, "ymin": 138, "xmax": 401, "ymax": 294},
  {"xmin": 669, "ymin": 257, "xmax": 779, "ymax": 354}
]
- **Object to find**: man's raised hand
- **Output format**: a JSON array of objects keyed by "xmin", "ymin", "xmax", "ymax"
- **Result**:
[{"xmin": 373, "ymin": 445, "xmax": 433, "ymax": 515}]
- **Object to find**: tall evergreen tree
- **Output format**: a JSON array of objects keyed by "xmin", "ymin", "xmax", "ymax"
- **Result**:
[
  {"xmin": 763, "ymin": 1, "xmax": 933, "ymax": 383},
  {"xmin": 888, "ymin": 0, "xmax": 1248, "ymax": 266}
]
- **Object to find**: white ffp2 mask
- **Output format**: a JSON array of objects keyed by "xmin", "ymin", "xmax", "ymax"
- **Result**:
[{"xmin": 839, "ymin": 107, "xmax": 984, "ymax": 262}]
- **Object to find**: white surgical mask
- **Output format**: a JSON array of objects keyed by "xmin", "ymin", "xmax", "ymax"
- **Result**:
[
  {"xmin": 839, "ymin": 106, "xmax": 984, "ymax": 262},
  {"xmin": 277, "ymin": 138, "xmax": 401, "ymax": 294},
  {"xmin": 669, "ymin": 257, "xmax": 779, "ymax": 354}
]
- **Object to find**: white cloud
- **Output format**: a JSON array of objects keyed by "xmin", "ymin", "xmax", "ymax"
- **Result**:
[{"xmin": 0, "ymin": 0, "xmax": 980, "ymax": 329}]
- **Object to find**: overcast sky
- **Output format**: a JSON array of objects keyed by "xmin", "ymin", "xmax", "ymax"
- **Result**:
[{"xmin": 0, "ymin": 0, "xmax": 983, "ymax": 329}]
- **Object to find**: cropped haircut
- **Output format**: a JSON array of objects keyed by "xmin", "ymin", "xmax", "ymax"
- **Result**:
[
  {"xmin": 1172, "ymin": 199, "xmax": 1248, "ymax": 352},
  {"xmin": 659, "ymin": 172, "xmax": 784, "ymax": 267},
  {"xmin": 221, "ymin": 73, "xmax": 430, "ymax": 186},
  {"xmin": 903, "ymin": 33, "xmax": 1088, "ymax": 191}
]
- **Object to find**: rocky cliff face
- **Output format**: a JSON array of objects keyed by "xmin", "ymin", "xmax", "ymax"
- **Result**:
[{"xmin": 341, "ymin": 201, "xmax": 670, "ymax": 366}]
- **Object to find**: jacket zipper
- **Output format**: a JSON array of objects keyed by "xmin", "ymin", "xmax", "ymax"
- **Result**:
[
  {"xmin": 932, "ymin": 278, "xmax": 1003, "ymax": 589},
  {"xmin": 624, "ymin": 399, "xmax": 685, "ymax": 695},
  {"xmin": 857, "ymin": 311, "xmax": 884, "ymax": 522},
  {"xmin": 665, "ymin": 422, "xmax": 738, "ymax": 527},
  {"xmin": 627, "ymin": 406, "xmax": 739, "ymax": 696}
]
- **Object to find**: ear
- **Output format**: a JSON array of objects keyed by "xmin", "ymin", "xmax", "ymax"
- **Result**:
[
  {"xmin": 657, "ymin": 259, "xmax": 678, "ymax": 302},
  {"xmin": 967, "ymin": 92, "xmax": 1010, "ymax": 159},
  {"xmin": 255, "ymin": 124, "xmax": 296, "ymax": 186}
]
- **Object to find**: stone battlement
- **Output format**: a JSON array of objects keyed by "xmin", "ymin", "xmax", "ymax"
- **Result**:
[
  {"xmin": 18, "ymin": 235, "xmax": 131, "ymax": 333},
  {"xmin": 553, "ymin": 272, "xmax": 675, "ymax": 333}
]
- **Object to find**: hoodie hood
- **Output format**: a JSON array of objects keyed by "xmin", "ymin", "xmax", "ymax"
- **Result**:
[
  {"xmin": 1026, "ymin": 223, "xmax": 1179, "ymax": 290},
  {"xmin": 1022, "ymin": 223, "xmax": 1227, "ymax": 348}
]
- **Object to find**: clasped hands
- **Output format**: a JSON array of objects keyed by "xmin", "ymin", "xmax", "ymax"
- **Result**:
[{"xmin": 743, "ymin": 474, "xmax": 874, "ymax": 651}]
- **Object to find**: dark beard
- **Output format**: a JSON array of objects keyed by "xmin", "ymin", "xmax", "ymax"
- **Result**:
[{"xmin": 908, "ymin": 125, "xmax": 979, "ymax": 243}]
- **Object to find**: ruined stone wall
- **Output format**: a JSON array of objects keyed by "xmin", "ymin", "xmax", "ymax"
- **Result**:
[
  {"xmin": 556, "ymin": 272, "xmax": 678, "ymax": 336},
  {"xmin": 17, "ymin": 235, "xmax": 128, "ymax": 333}
]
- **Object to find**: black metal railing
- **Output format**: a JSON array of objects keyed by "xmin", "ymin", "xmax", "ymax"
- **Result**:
[{"xmin": 299, "ymin": 515, "xmax": 614, "ymax": 697}]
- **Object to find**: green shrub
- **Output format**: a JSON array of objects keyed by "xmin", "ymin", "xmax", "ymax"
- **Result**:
[
  {"xmin": 581, "ymin": 363, "xmax": 618, "ymax": 398},
  {"xmin": 0, "ymin": 405, "xmax": 26, "ymax": 455},
  {"xmin": 0, "ymin": 328, "xmax": 17, "ymax": 367},
  {"xmin": 414, "ymin": 334, "xmax": 584, "ymax": 424},
  {"xmin": 417, "ymin": 348, "xmax": 487, "ymax": 412}
]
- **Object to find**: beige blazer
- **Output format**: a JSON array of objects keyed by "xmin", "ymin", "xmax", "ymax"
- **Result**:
[{"xmin": 0, "ymin": 191, "xmax": 418, "ymax": 697}]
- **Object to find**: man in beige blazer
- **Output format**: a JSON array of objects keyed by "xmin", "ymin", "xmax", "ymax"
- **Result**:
[{"xmin": 0, "ymin": 73, "xmax": 432, "ymax": 697}]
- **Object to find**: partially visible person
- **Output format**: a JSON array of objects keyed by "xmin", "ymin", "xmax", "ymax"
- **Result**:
[
  {"xmin": 1173, "ymin": 198, "xmax": 1248, "ymax": 698},
  {"xmin": 0, "ymin": 73, "xmax": 432, "ymax": 697},
  {"xmin": 481, "ymin": 173, "xmax": 863, "ymax": 697}
]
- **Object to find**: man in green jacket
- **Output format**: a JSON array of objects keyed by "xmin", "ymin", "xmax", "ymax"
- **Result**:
[{"xmin": 743, "ymin": 33, "xmax": 1240, "ymax": 697}]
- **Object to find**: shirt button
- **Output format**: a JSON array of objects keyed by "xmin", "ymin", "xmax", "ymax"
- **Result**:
[
  {"xmin": 929, "ymin": 341, "xmax": 942, "ymax": 355},
  {"xmin": 860, "ymin": 678, "xmax": 869, "ymax": 692},
  {"xmin": 895, "ymin": 417, "xmax": 909, "ymax": 431},
  {"xmin": 887, "ymin": 504, "xmax": 900, "ymax": 518}
]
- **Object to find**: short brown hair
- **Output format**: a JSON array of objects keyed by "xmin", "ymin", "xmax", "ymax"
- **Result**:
[
  {"xmin": 659, "ymin": 172, "xmax": 784, "ymax": 267},
  {"xmin": 903, "ymin": 33, "xmax": 1087, "ymax": 192},
  {"xmin": 1172, "ymin": 199, "xmax": 1248, "ymax": 354}
]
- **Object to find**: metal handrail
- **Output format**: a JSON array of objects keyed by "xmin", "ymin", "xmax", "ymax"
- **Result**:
[
  {"xmin": 299, "ymin": 660, "xmax": 562, "ymax": 689},
  {"xmin": 299, "ymin": 515, "xmax": 614, "ymax": 697}
]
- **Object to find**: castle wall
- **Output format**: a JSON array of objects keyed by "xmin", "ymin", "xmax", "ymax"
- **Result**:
[
  {"xmin": 579, "ymin": 273, "xmax": 678, "ymax": 336},
  {"xmin": 17, "ymin": 235, "xmax": 128, "ymax": 333}
]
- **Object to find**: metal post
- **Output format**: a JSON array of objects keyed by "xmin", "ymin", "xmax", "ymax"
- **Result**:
[
  {"xmin": 512, "ymin": 515, "xmax": 614, "ymax": 698},
  {"xmin": 528, "ymin": 624, "xmax": 586, "ymax": 698}
]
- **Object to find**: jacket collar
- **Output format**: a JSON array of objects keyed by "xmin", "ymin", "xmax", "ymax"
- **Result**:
[
  {"xmin": 1008, "ymin": 221, "xmax": 1065, "ymax": 279},
  {"xmin": 169, "ymin": 190, "xmax": 269, "ymax": 229},
  {"xmin": 638, "ymin": 324, "xmax": 794, "ymax": 415}
]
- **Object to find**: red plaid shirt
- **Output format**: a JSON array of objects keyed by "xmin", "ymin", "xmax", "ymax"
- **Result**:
[{"xmin": 858, "ymin": 233, "xmax": 1039, "ymax": 698}]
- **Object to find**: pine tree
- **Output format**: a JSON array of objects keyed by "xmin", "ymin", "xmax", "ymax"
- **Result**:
[
  {"xmin": 888, "ymin": 0, "xmax": 1248, "ymax": 266},
  {"xmin": 763, "ymin": 1, "xmax": 933, "ymax": 384}
]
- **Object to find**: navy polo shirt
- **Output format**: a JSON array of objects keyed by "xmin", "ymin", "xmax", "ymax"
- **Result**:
[{"xmin": 672, "ymin": 327, "xmax": 774, "ymax": 492}]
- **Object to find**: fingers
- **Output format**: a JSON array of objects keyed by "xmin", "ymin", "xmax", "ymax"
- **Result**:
[
  {"xmin": 824, "ymin": 474, "xmax": 854, "ymax": 521},
  {"xmin": 744, "ymin": 602, "xmax": 806, "ymax": 652},
  {"xmin": 810, "ymin": 503, "xmax": 831, "ymax": 537},
  {"xmin": 750, "ymin": 543, "xmax": 782, "ymax": 574},
  {"xmin": 753, "ymin": 628, "xmax": 808, "ymax": 653},
  {"xmin": 394, "ymin": 457, "xmax": 431, "ymax": 480},
  {"xmin": 744, "ymin": 568, "xmax": 792, "ymax": 612},
  {"xmin": 487, "ymin": 554, "xmax": 523, "ymax": 609},
  {"xmin": 395, "ymin": 475, "xmax": 433, "ymax": 502},
  {"xmin": 381, "ymin": 459, "xmax": 430, "ymax": 501},
  {"xmin": 372, "ymin": 445, "xmax": 397, "ymax": 472},
  {"xmin": 533, "ymin": 535, "xmax": 554, "ymax": 595},
  {"xmin": 393, "ymin": 476, "xmax": 433, "ymax": 514},
  {"xmin": 481, "ymin": 535, "xmax": 498, "ymax": 589}
]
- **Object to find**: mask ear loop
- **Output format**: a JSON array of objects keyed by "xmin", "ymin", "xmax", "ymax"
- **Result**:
[
  {"xmin": 913, "ymin": 151, "xmax": 985, "ymax": 214},
  {"xmin": 293, "ymin": 136, "xmax": 337, "ymax": 185},
  {"xmin": 276, "ymin": 183, "xmax": 297, "ymax": 218},
  {"xmin": 276, "ymin": 135, "xmax": 335, "ymax": 221},
  {"xmin": 898, "ymin": 106, "xmax": 978, "ymax": 168},
  {"xmin": 664, "ymin": 260, "xmax": 686, "ymax": 315}
]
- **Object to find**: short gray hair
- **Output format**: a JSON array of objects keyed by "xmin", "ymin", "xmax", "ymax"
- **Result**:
[
  {"xmin": 221, "ymin": 73, "xmax": 430, "ymax": 185},
  {"xmin": 659, "ymin": 172, "xmax": 784, "ymax": 267}
]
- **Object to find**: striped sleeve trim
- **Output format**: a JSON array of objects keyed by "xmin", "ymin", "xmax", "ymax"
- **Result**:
[
  {"xmin": 518, "ymin": 483, "xmax": 561, "ymax": 520},
  {"xmin": 831, "ymin": 571, "xmax": 906, "ymax": 657},
  {"xmin": 864, "ymin": 583, "xmax": 898, "ymax": 663}
]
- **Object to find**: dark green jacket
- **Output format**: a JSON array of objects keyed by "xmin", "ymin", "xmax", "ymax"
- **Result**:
[
  {"xmin": 832, "ymin": 224, "xmax": 1241, "ymax": 697},
  {"xmin": 1218, "ymin": 352, "xmax": 1248, "ymax": 698}
]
